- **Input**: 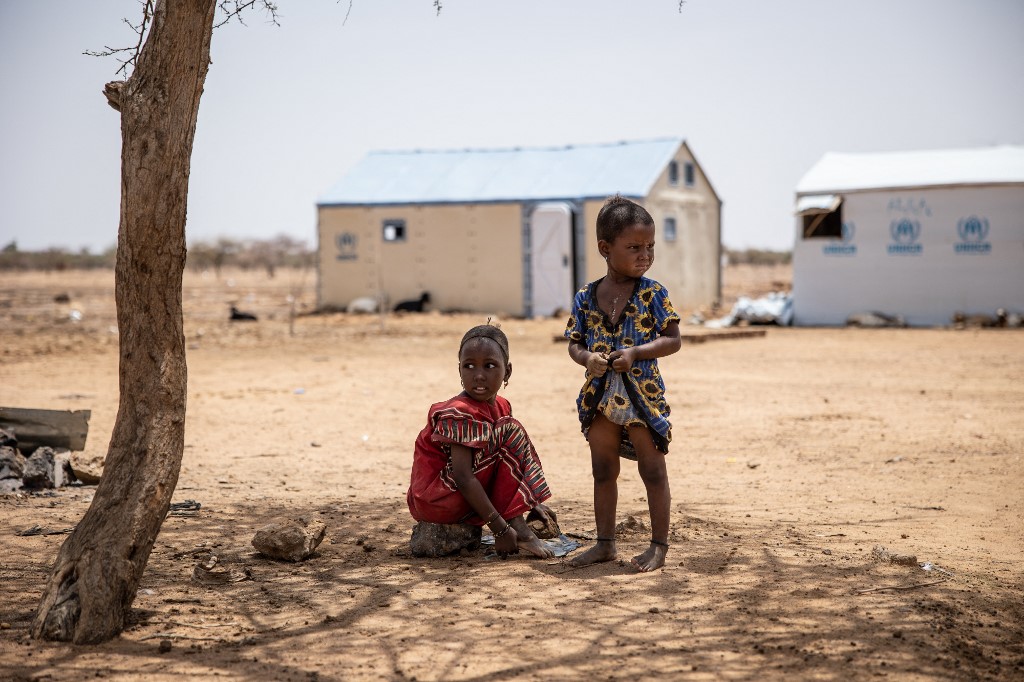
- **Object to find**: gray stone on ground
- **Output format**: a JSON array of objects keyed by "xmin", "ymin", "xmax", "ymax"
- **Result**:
[
  {"xmin": 0, "ymin": 446, "xmax": 26, "ymax": 480},
  {"xmin": 252, "ymin": 517, "xmax": 327, "ymax": 562},
  {"xmin": 0, "ymin": 428, "xmax": 16, "ymax": 448},
  {"xmin": 0, "ymin": 478, "xmax": 23, "ymax": 494},
  {"xmin": 21, "ymin": 447, "xmax": 75, "ymax": 489},
  {"xmin": 409, "ymin": 522, "xmax": 481, "ymax": 557}
]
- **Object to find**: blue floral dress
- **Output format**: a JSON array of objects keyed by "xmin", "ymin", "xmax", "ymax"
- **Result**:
[{"xmin": 564, "ymin": 276, "xmax": 680, "ymax": 453}]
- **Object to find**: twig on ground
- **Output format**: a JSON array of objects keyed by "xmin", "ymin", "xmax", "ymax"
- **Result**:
[
  {"xmin": 145, "ymin": 620, "xmax": 240, "ymax": 629},
  {"xmin": 137, "ymin": 632, "xmax": 226, "ymax": 642},
  {"xmin": 856, "ymin": 579, "xmax": 949, "ymax": 594}
]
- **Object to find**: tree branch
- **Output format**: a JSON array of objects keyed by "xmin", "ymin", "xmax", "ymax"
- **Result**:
[
  {"xmin": 214, "ymin": 0, "xmax": 280, "ymax": 29},
  {"xmin": 83, "ymin": 0, "xmax": 154, "ymax": 78}
]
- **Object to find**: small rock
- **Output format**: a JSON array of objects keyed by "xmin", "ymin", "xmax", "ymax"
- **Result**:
[
  {"xmin": 409, "ymin": 522, "xmax": 481, "ymax": 557},
  {"xmin": 614, "ymin": 515, "xmax": 649, "ymax": 536},
  {"xmin": 526, "ymin": 507, "xmax": 561, "ymax": 539},
  {"xmin": 0, "ymin": 478, "xmax": 24, "ymax": 494},
  {"xmin": 872, "ymin": 545, "xmax": 918, "ymax": 566},
  {"xmin": 69, "ymin": 453, "xmax": 104, "ymax": 485},
  {"xmin": 649, "ymin": 607, "xmax": 660, "ymax": 614},
  {"xmin": 0, "ymin": 429, "xmax": 17, "ymax": 448},
  {"xmin": 158, "ymin": 639, "xmax": 172, "ymax": 653},
  {"xmin": 252, "ymin": 517, "xmax": 327, "ymax": 562},
  {"xmin": 0, "ymin": 446, "xmax": 27, "ymax": 479},
  {"xmin": 822, "ymin": 549, "xmax": 832, "ymax": 555},
  {"xmin": 23, "ymin": 447, "xmax": 75, "ymax": 489}
]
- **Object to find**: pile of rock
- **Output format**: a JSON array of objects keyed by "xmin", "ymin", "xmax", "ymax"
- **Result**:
[{"xmin": 0, "ymin": 428, "xmax": 78, "ymax": 493}]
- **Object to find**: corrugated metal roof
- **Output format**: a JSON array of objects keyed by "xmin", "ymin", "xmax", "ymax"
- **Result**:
[
  {"xmin": 796, "ymin": 145, "xmax": 1024, "ymax": 195},
  {"xmin": 318, "ymin": 138, "xmax": 684, "ymax": 206}
]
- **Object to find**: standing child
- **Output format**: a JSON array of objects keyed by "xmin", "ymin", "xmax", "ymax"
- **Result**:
[
  {"xmin": 407, "ymin": 323, "xmax": 556, "ymax": 559},
  {"xmin": 565, "ymin": 196, "xmax": 682, "ymax": 572}
]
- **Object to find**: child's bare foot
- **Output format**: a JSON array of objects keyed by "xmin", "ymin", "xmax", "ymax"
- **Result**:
[
  {"xmin": 510, "ymin": 517, "xmax": 554, "ymax": 558},
  {"xmin": 567, "ymin": 539, "xmax": 617, "ymax": 567},
  {"xmin": 518, "ymin": 535, "xmax": 555, "ymax": 558},
  {"xmin": 631, "ymin": 540, "xmax": 668, "ymax": 572}
]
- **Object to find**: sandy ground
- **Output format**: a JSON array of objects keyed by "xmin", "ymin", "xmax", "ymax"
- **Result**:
[{"xmin": 0, "ymin": 265, "xmax": 1022, "ymax": 681}]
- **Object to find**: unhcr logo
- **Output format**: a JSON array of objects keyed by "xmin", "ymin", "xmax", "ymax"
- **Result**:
[
  {"xmin": 954, "ymin": 216, "xmax": 991, "ymax": 254},
  {"xmin": 823, "ymin": 221, "xmax": 857, "ymax": 256},
  {"xmin": 335, "ymin": 232, "xmax": 358, "ymax": 261},
  {"xmin": 887, "ymin": 218, "xmax": 923, "ymax": 255}
]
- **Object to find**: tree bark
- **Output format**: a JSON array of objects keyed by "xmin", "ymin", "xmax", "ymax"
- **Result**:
[{"xmin": 33, "ymin": 0, "xmax": 216, "ymax": 644}]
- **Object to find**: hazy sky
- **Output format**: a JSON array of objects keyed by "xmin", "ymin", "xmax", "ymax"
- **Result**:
[{"xmin": 2, "ymin": 0, "xmax": 1022, "ymax": 253}]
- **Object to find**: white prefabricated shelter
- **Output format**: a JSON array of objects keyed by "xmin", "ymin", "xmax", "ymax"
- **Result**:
[
  {"xmin": 317, "ymin": 138, "xmax": 721, "ymax": 317},
  {"xmin": 792, "ymin": 146, "xmax": 1024, "ymax": 326}
]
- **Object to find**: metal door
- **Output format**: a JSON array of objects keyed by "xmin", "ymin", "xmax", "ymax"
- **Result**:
[{"xmin": 529, "ymin": 202, "xmax": 574, "ymax": 317}]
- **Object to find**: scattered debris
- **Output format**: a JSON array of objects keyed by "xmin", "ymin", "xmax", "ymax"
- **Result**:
[
  {"xmin": 251, "ymin": 517, "xmax": 326, "ymax": 562},
  {"xmin": 872, "ymin": 545, "xmax": 919, "ymax": 566},
  {"xmin": 704, "ymin": 293, "xmax": 793, "ymax": 328},
  {"xmin": 191, "ymin": 555, "xmax": 252, "ymax": 584},
  {"xmin": 847, "ymin": 311, "xmax": 907, "ymax": 328},
  {"xmin": 951, "ymin": 308, "xmax": 1020, "ymax": 328},
  {"xmin": 16, "ymin": 524, "xmax": 75, "ymax": 536},
  {"xmin": 168, "ymin": 500, "xmax": 202, "ymax": 517},
  {"xmin": 409, "ymin": 521, "xmax": 480, "ymax": 557}
]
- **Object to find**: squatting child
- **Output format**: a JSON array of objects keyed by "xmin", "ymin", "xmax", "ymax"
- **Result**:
[
  {"xmin": 407, "ymin": 323, "xmax": 556, "ymax": 558},
  {"xmin": 564, "ymin": 195, "xmax": 682, "ymax": 572}
]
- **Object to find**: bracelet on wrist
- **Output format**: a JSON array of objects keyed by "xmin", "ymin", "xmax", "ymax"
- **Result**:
[
  {"xmin": 485, "ymin": 511, "xmax": 501, "ymax": 526},
  {"xmin": 493, "ymin": 522, "xmax": 512, "ymax": 539}
]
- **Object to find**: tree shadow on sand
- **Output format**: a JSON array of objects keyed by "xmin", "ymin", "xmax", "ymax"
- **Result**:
[{"xmin": 2, "ymin": 494, "xmax": 1022, "ymax": 681}]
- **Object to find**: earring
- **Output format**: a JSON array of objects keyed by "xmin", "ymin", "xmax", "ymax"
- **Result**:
[{"xmin": 503, "ymin": 380, "xmax": 508, "ymax": 389}]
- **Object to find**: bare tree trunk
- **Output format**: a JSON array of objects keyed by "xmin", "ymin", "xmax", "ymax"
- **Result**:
[{"xmin": 33, "ymin": 0, "xmax": 216, "ymax": 644}]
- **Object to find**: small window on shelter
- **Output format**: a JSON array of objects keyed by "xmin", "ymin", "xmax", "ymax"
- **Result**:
[
  {"xmin": 668, "ymin": 161, "xmax": 679, "ymax": 186},
  {"xmin": 684, "ymin": 162, "xmax": 695, "ymax": 187},
  {"xmin": 663, "ymin": 216, "xmax": 678, "ymax": 242},
  {"xmin": 796, "ymin": 195, "xmax": 843, "ymax": 239},
  {"xmin": 382, "ymin": 219, "xmax": 406, "ymax": 242}
]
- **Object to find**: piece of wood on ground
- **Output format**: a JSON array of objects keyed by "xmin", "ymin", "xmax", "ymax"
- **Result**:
[{"xmin": 0, "ymin": 407, "xmax": 91, "ymax": 452}]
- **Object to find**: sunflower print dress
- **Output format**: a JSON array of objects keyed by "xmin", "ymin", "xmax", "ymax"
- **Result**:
[{"xmin": 564, "ymin": 276, "xmax": 680, "ymax": 454}]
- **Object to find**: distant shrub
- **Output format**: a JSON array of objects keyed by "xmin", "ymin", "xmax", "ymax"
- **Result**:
[{"xmin": 724, "ymin": 248, "xmax": 791, "ymax": 266}]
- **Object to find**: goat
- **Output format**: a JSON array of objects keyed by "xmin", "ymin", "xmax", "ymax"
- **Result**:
[
  {"xmin": 346, "ymin": 297, "xmax": 379, "ymax": 314},
  {"xmin": 230, "ymin": 306, "xmax": 258, "ymax": 322},
  {"xmin": 393, "ymin": 292, "xmax": 431, "ymax": 313}
]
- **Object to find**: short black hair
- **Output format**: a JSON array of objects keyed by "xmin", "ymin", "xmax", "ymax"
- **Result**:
[
  {"xmin": 459, "ymin": 323, "xmax": 509, "ymax": 362},
  {"xmin": 596, "ymin": 195, "xmax": 654, "ymax": 243}
]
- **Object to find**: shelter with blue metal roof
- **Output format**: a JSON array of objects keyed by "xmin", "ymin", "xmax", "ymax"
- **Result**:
[{"xmin": 317, "ymin": 137, "xmax": 721, "ymax": 317}]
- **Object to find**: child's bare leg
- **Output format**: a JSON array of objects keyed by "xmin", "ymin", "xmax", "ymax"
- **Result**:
[
  {"xmin": 509, "ymin": 515, "xmax": 554, "ymax": 558},
  {"xmin": 630, "ymin": 426, "xmax": 671, "ymax": 572},
  {"xmin": 569, "ymin": 416, "xmax": 621, "ymax": 567}
]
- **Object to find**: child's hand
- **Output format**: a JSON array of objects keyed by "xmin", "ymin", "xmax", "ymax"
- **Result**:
[
  {"xmin": 494, "ymin": 525, "xmax": 519, "ymax": 556},
  {"xmin": 586, "ymin": 352, "xmax": 610, "ymax": 377},
  {"xmin": 608, "ymin": 348, "xmax": 636, "ymax": 372}
]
